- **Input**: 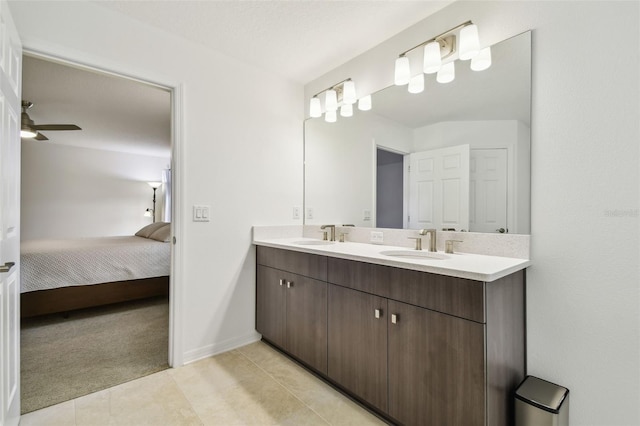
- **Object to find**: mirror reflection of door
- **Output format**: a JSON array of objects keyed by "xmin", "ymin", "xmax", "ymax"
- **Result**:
[
  {"xmin": 376, "ymin": 148, "xmax": 404, "ymax": 229},
  {"xmin": 469, "ymin": 149, "xmax": 508, "ymax": 233},
  {"xmin": 407, "ymin": 145, "xmax": 470, "ymax": 231}
]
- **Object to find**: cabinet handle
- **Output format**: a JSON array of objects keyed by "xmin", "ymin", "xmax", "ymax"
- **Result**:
[
  {"xmin": 391, "ymin": 314, "xmax": 398, "ymax": 324},
  {"xmin": 279, "ymin": 279, "xmax": 285, "ymax": 286},
  {"xmin": 374, "ymin": 309, "xmax": 382, "ymax": 319},
  {"xmin": 287, "ymin": 281, "xmax": 293, "ymax": 289}
]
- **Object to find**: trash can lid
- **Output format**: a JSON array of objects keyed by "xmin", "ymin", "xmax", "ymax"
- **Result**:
[{"xmin": 515, "ymin": 376, "xmax": 569, "ymax": 414}]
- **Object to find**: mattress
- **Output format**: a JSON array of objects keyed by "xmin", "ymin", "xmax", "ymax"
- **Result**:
[{"xmin": 20, "ymin": 236, "xmax": 170, "ymax": 293}]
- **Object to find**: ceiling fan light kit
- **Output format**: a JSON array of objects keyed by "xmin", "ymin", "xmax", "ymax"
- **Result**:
[{"xmin": 20, "ymin": 100, "xmax": 82, "ymax": 141}]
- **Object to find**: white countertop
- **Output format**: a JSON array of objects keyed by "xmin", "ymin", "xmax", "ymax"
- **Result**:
[{"xmin": 253, "ymin": 237, "xmax": 531, "ymax": 282}]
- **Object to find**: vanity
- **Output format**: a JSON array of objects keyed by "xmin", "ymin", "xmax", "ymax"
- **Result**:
[{"xmin": 254, "ymin": 234, "xmax": 529, "ymax": 426}]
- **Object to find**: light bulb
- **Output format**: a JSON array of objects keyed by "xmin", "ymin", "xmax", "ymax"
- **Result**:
[
  {"xmin": 325, "ymin": 89, "xmax": 338, "ymax": 112},
  {"xmin": 358, "ymin": 95, "xmax": 372, "ymax": 111},
  {"xmin": 325, "ymin": 109, "xmax": 337, "ymax": 123},
  {"xmin": 459, "ymin": 24, "xmax": 480, "ymax": 60},
  {"xmin": 309, "ymin": 96, "xmax": 322, "ymax": 117},
  {"xmin": 20, "ymin": 129, "xmax": 38, "ymax": 138},
  {"xmin": 471, "ymin": 47, "xmax": 492, "ymax": 71},
  {"xmin": 436, "ymin": 61, "xmax": 455, "ymax": 84},
  {"xmin": 423, "ymin": 41, "xmax": 442, "ymax": 74},
  {"xmin": 340, "ymin": 104, "xmax": 353, "ymax": 117},
  {"xmin": 342, "ymin": 80, "xmax": 357, "ymax": 105},
  {"xmin": 408, "ymin": 74, "xmax": 424, "ymax": 94},
  {"xmin": 394, "ymin": 56, "xmax": 410, "ymax": 86}
]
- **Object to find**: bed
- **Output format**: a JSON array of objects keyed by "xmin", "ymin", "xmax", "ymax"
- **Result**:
[{"xmin": 20, "ymin": 222, "xmax": 171, "ymax": 318}]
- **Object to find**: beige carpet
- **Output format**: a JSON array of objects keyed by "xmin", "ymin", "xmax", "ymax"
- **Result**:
[{"xmin": 20, "ymin": 296, "xmax": 169, "ymax": 414}]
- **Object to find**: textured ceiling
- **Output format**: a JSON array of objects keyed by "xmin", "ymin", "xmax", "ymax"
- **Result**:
[
  {"xmin": 22, "ymin": 1, "xmax": 453, "ymax": 156},
  {"xmin": 96, "ymin": 0, "xmax": 452, "ymax": 84}
]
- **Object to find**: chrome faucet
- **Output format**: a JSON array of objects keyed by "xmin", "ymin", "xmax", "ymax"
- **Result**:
[
  {"xmin": 320, "ymin": 224, "xmax": 336, "ymax": 242},
  {"xmin": 419, "ymin": 229, "xmax": 437, "ymax": 252}
]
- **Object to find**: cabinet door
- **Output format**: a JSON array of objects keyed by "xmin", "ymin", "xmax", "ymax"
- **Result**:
[
  {"xmin": 388, "ymin": 300, "xmax": 485, "ymax": 426},
  {"xmin": 256, "ymin": 265, "xmax": 286, "ymax": 349},
  {"xmin": 328, "ymin": 285, "xmax": 388, "ymax": 412},
  {"xmin": 286, "ymin": 274, "xmax": 327, "ymax": 374}
]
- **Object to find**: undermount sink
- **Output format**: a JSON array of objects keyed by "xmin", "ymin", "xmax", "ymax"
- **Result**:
[
  {"xmin": 292, "ymin": 240, "xmax": 335, "ymax": 246},
  {"xmin": 380, "ymin": 250, "xmax": 449, "ymax": 261}
]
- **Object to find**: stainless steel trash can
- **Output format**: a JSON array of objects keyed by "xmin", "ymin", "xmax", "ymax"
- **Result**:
[{"xmin": 515, "ymin": 375, "xmax": 569, "ymax": 426}]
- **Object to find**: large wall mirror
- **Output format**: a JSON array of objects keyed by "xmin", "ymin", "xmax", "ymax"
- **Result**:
[{"xmin": 304, "ymin": 31, "xmax": 531, "ymax": 234}]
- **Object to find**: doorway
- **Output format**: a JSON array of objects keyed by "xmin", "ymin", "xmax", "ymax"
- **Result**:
[
  {"xmin": 19, "ymin": 53, "xmax": 179, "ymax": 413},
  {"xmin": 376, "ymin": 147, "xmax": 405, "ymax": 229}
]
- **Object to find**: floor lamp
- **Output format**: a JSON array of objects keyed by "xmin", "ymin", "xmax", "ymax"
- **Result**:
[{"xmin": 145, "ymin": 181, "xmax": 162, "ymax": 222}]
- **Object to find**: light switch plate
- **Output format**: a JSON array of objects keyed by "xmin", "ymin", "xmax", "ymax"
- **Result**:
[
  {"xmin": 306, "ymin": 207, "xmax": 314, "ymax": 220},
  {"xmin": 292, "ymin": 206, "xmax": 301, "ymax": 220},
  {"xmin": 193, "ymin": 205, "xmax": 210, "ymax": 222},
  {"xmin": 370, "ymin": 231, "xmax": 384, "ymax": 244}
]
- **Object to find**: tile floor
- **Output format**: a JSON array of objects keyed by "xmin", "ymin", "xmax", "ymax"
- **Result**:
[{"xmin": 20, "ymin": 341, "xmax": 387, "ymax": 425}]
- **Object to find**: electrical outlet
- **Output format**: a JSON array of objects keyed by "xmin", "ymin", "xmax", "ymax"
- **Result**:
[
  {"xmin": 370, "ymin": 231, "xmax": 384, "ymax": 244},
  {"xmin": 363, "ymin": 209, "xmax": 371, "ymax": 221},
  {"xmin": 292, "ymin": 206, "xmax": 301, "ymax": 220},
  {"xmin": 306, "ymin": 207, "xmax": 314, "ymax": 220}
]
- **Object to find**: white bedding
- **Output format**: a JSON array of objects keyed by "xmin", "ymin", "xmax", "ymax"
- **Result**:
[{"xmin": 20, "ymin": 236, "xmax": 170, "ymax": 293}]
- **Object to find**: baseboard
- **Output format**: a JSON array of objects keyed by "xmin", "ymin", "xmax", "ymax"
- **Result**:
[{"xmin": 182, "ymin": 331, "xmax": 261, "ymax": 365}]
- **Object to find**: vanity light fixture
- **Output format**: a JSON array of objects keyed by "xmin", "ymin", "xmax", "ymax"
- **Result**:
[
  {"xmin": 309, "ymin": 96, "xmax": 322, "ymax": 118},
  {"xmin": 471, "ymin": 47, "xmax": 492, "ymax": 71},
  {"xmin": 358, "ymin": 95, "xmax": 372, "ymax": 111},
  {"xmin": 309, "ymin": 78, "xmax": 371, "ymax": 122},
  {"xmin": 340, "ymin": 103, "xmax": 353, "ymax": 117},
  {"xmin": 408, "ymin": 73, "xmax": 425, "ymax": 94},
  {"xmin": 393, "ymin": 20, "xmax": 490, "ymax": 92}
]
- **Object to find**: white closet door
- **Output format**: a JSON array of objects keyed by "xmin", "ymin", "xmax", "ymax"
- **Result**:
[
  {"xmin": 0, "ymin": 1, "xmax": 22, "ymax": 424},
  {"xmin": 469, "ymin": 149, "xmax": 508, "ymax": 233},
  {"xmin": 408, "ymin": 145, "xmax": 469, "ymax": 231}
]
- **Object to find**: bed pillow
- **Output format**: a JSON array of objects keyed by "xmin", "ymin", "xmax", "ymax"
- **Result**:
[
  {"xmin": 149, "ymin": 224, "xmax": 171, "ymax": 243},
  {"xmin": 135, "ymin": 222, "xmax": 168, "ymax": 238}
]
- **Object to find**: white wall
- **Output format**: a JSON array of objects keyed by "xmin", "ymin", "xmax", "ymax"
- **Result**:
[
  {"xmin": 21, "ymin": 140, "xmax": 169, "ymax": 240},
  {"xmin": 307, "ymin": 2, "xmax": 639, "ymax": 425},
  {"xmin": 9, "ymin": 1, "xmax": 303, "ymax": 362}
]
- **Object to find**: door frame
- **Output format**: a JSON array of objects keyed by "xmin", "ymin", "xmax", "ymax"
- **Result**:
[{"xmin": 20, "ymin": 49, "xmax": 185, "ymax": 367}]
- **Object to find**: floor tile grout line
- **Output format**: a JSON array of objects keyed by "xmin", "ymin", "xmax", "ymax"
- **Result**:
[
  {"xmin": 165, "ymin": 370, "xmax": 207, "ymax": 426},
  {"xmin": 236, "ymin": 346, "xmax": 332, "ymax": 426}
]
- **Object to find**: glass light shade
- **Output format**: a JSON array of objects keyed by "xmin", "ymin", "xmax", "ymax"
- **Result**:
[
  {"xmin": 408, "ymin": 74, "xmax": 424, "ymax": 94},
  {"xmin": 394, "ymin": 56, "xmax": 411, "ymax": 86},
  {"xmin": 325, "ymin": 89, "xmax": 338, "ymax": 111},
  {"xmin": 436, "ymin": 61, "xmax": 455, "ymax": 84},
  {"xmin": 459, "ymin": 24, "xmax": 480, "ymax": 60},
  {"xmin": 325, "ymin": 109, "xmax": 337, "ymax": 123},
  {"xmin": 309, "ymin": 96, "xmax": 322, "ymax": 117},
  {"xmin": 148, "ymin": 181, "xmax": 162, "ymax": 188},
  {"xmin": 423, "ymin": 41, "xmax": 442, "ymax": 74},
  {"xmin": 471, "ymin": 46, "xmax": 492, "ymax": 71},
  {"xmin": 20, "ymin": 128, "xmax": 38, "ymax": 138},
  {"xmin": 340, "ymin": 104, "xmax": 353, "ymax": 117},
  {"xmin": 144, "ymin": 209, "xmax": 152, "ymax": 217},
  {"xmin": 342, "ymin": 80, "xmax": 357, "ymax": 105},
  {"xmin": 358, "ymin": 95, "xmax": 372, "ymax": 111}
]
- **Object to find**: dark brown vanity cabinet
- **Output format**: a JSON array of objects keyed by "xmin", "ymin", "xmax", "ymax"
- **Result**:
[
  {"xmin": 256, "ymin": 247, "xmax": 328, "ymax": 374},
  {"xmin": 256, "ymin": 246, "xmax": 525, "ymax": 426},
  {"xmin": 327, "ymin": 284, "xmax": 389, "ymax": 412}
]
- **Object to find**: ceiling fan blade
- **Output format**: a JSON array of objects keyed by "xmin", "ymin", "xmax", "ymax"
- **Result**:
[
  {"xmin": 34, "ymin": 133, "xmax": 49, "ymax": 141},
  {"xmin": 34, "ymin": 124, "xmax": 81, "ymax": 131}
]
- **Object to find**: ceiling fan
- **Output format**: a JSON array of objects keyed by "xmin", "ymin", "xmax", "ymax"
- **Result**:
[{"xmin": 20, "ymin": 100, "xmax": 81, "ymax": 141}]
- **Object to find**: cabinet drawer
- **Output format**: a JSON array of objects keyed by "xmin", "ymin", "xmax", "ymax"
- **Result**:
[
  {"xmin": 257, "ymin": 246, "xmax": 327, "ymax": 281},
  {"xmin": 328, "ymin": 257, "xmax": 485, "ymax": 323}
]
